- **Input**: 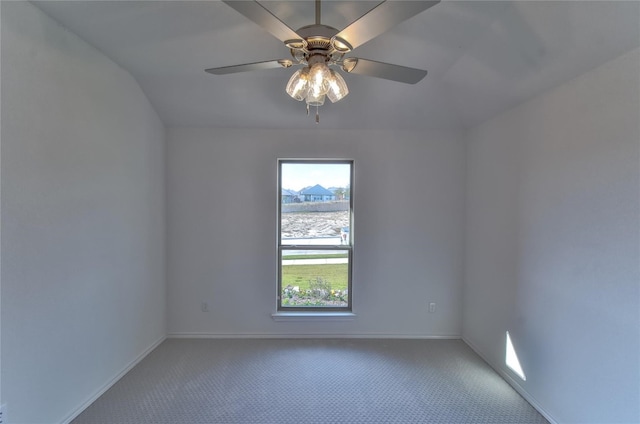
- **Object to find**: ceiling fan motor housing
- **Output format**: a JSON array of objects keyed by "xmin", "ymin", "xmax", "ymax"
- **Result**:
[{"xmin": 286, "ymin": 24, "xmax": 350, "ymax": 66}]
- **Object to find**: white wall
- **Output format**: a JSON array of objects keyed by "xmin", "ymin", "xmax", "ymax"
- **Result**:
[
  {"xmin": 463, "ymin": 48, "xmax": 640, "ymax": 423},
  {"xmin": 1, "ymin": 3, "xmax": 166, "ymax": 423},
  {"xmin": 167, "ymin": 128, "xmax": 465, "ymax": 337}
]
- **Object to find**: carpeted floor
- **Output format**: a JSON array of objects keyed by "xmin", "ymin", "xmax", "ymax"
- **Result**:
[{"xmin": 72, "ymin": 338, "xmax": 548, "ymax": 424}]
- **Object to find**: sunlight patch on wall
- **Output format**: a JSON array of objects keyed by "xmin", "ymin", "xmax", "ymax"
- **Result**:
[{"xmin": 506, "ymin": 331, "xmax": 526, "ymax": 381}]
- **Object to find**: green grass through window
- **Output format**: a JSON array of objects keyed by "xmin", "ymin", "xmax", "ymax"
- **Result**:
[{"xmin": 281, "ymin": 263, "xmax": 348, "ymax": 291}]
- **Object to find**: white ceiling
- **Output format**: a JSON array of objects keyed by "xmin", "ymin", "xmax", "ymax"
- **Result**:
[{"xmin": 33, "ymin": 0, "xmax": 640, "ymax": 130}]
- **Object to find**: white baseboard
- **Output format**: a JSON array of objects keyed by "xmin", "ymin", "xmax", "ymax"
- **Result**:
[
  {"xmin": 167, "ymin": 332, "xmax": 461, "ymax": 339},
  {"xmin": 60, "ymin": 335, "xmax": 166, "ymax": 424},
  {"xmin": 462, "ymin": 337, "xmax": 558, "ymax": 424}
]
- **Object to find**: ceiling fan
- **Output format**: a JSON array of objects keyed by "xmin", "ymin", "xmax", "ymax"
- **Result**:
[{"xmin": 206, "ymin": 0, "xmax": 440, "ymax": 122}]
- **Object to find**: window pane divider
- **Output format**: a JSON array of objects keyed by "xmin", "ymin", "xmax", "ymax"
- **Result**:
[{"xmin": 280, "ymin": 245, "xmax": 351, "ymax": 250}]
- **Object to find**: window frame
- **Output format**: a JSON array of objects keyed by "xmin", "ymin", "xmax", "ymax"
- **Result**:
[{"xmin": 277, "ymin": 159, "xmax": 354, "ymax": 312}]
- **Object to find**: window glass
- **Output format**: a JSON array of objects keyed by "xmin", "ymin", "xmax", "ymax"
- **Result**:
[{"xmin": 278, "ymin": 160, "xmax": 353, "ymax": 310}]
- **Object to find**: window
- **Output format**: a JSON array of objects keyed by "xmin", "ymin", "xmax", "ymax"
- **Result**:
[{"xmin": 278, "ymin": 160, "xmax": 353, "ymax": 311}]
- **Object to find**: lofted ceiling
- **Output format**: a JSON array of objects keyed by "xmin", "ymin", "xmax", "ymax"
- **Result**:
[{"xmin": 33, "ymin": 1, "xmax": 640, "ymax": 130}]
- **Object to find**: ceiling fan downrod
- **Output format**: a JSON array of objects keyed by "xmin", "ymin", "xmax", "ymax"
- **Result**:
[{"xmin": 315, "ymin": 0, "xmax": 321, "ymax": 25}]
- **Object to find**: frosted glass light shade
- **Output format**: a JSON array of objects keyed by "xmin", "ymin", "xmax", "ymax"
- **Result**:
[
  {"xmin": 285, "ymin": 62, "xmax": 348, "ymax": 108},
  {"xmin": 285, "ymin": 68, "xmax": 309, "ymax": 101},
  {"xmin": 306, "ymin": 91, "xmax": 325, "ymax": 107},
  {"xmin": 308, "ymin": 62, "xmax": 331, "ymax": 96},
  {"xmin": 327, "ymin": 70, "xmax": 349, "ymax": 103}
]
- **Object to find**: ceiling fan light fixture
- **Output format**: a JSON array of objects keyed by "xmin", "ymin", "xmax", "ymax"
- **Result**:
[
  {"xmin": 306, "ymin": 91, "xmax": 325, "ymax": 107},
  {"xmin": 286, "ymin": 68, "xmax": 310, "ymax": 101},
  {"xmin": 309, "ymin": 62, "xmax": 331, "ymax": 96},
  {"xmin": 285, "ymin": 60, "xmax": 348, "ymax": 109},
  {"xmin": 326, "ymin": 70, "xmax": 349, "ymax": 103}
]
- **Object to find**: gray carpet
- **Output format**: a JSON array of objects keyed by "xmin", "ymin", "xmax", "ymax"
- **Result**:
[{"xmin": 72, "ymin": 338, "xmax": 548, "ymax": 424}]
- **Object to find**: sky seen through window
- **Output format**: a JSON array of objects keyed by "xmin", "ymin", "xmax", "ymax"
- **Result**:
[{"xmin": 282, "ymin": 163, "xmax": 350, "ymax": 191}]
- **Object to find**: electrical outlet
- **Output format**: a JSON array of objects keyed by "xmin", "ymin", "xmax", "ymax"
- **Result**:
[
  {"xmin": 201, "ymin": 301, "xmax": 209, "ymax": 312},
  {"xmin": 429, "ymin": 302, "xmax": 436, "ymax": 313},
  {"xmin": 0, "ymin": 403, "xmax": 7, "ymax": 424}
]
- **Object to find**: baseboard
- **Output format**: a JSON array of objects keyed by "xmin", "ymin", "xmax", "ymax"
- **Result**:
[
  {"xmin": 462, "ymin": 337, "xmax": 558, "ymax": 424},
  {"xmin": 167, "ymin": 332, "xmax": 461, "ymax": 339},
  {"xmin": 60, "ymin": 335, "xmax": 166, "ymax": 424}
]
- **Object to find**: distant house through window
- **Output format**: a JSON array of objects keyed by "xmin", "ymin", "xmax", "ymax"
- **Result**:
[
  {"xmin": 299, "ymin": 184, "xmax": 336, "ymax": 202},
  {"xmin": 278, "ymin": 160, "xmax": 353, "ymax": 311}
]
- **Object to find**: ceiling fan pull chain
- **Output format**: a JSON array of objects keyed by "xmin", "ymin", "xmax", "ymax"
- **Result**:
[
  {"xmin": 306, "ymin": 104, "xmax": 310, "ymax": 116},
  {"xmin": 316, "ymin": 105, "xmax": 320, "ymax": 124}
]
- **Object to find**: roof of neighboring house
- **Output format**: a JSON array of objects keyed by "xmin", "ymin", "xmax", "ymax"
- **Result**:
[
  {"xmin": 282, "ymin": 189, "xmax": 298, "ymax": 196},
  {"xmin": 300, "ymin": 184, "xmax": 334, "ymax": 196}
]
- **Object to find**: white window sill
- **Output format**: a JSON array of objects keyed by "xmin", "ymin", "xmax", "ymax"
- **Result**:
[{"xmin": 271, "ymin": 312, "xmax": 356, "ymax": 322}]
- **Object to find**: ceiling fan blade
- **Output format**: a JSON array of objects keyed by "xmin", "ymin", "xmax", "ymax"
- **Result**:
[
  {"xmin": 222, "ymin": 0, "xmax": 301, "ymax": 43},
  {"xmin": 342, "ymin": 58, "xmax": 427, "ymax": 84},
  {"xmin": 205, "ymin": 60, "xmax": 290, "ymax": 75},
  {"xmin": 335, "ymin": 1, "xmax": 440, "ymax": 50}
]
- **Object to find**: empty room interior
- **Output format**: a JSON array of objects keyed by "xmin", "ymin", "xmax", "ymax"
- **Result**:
[{"xmin": 1, "ymin": 1, "xmax": 639, "ymax": 423}]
